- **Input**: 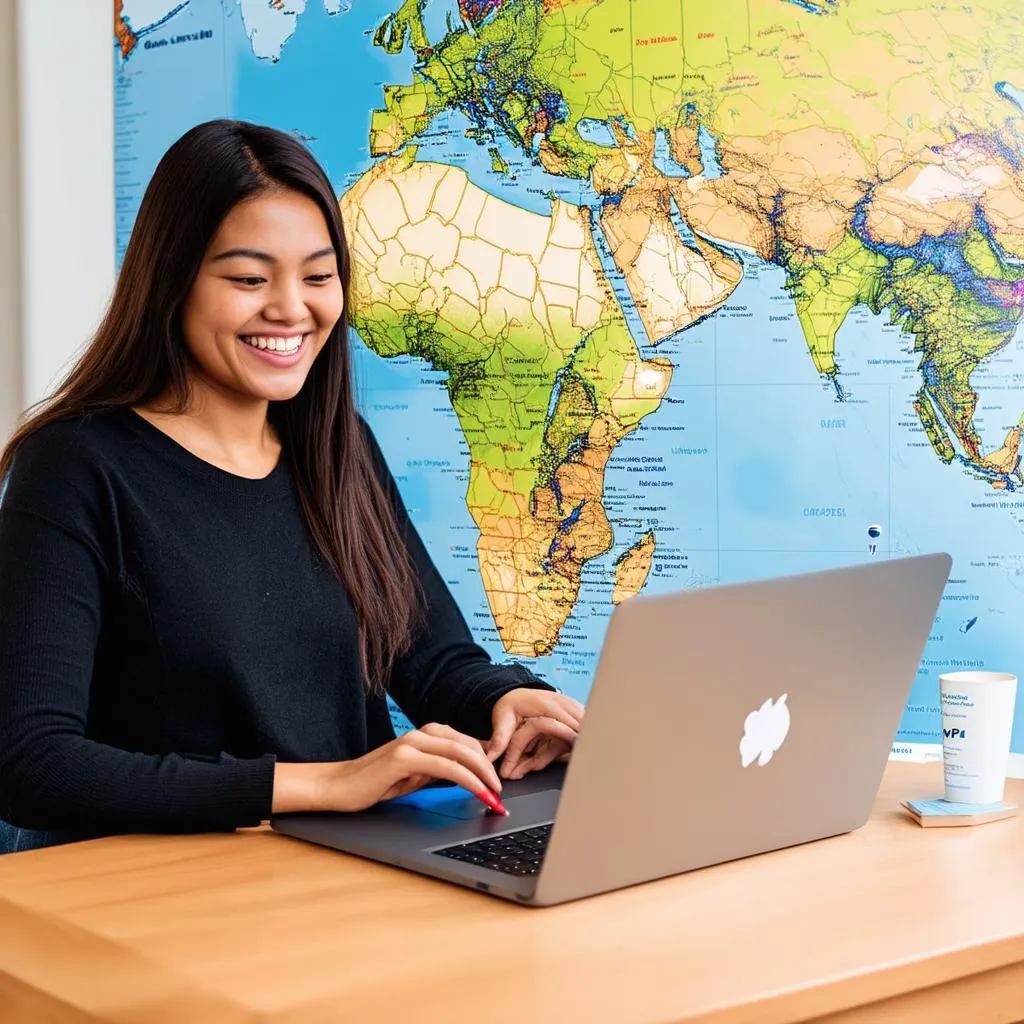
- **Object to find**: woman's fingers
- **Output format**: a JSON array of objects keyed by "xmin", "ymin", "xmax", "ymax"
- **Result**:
[
  {"xmin": 357, "ymin": 713, "xmax": 581, "ymax": 809},
  {"xmin": 402, "ymin": 728, "xmax": 503, "ymax": 794},
  {"xmin": 420, "ymin": 722, "xmax": 489, "ymax": 758},
  {"xmin": 397, "ymin": 749, "xmax": 500, "ymax": 798},
  {"xmin": 539, "ymin": 699, "xmax": 583, "ymax": 733},
  {"xmin": 507, "ymin": 738, "xmax": 571, "ymax": 780},
  {"xmin": 499, "ymin": 717, "xmax": 577, "ymax": 778},
  {"xmin": 560, "ymin": 696, "xmax": 586, "ymax": 726}
]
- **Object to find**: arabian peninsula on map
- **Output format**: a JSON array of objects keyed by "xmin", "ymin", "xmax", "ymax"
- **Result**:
[{"xmin": 114, "ymin": 0, "xmax": 1024, "ymax": 759}]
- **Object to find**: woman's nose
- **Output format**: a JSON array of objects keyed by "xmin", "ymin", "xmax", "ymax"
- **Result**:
[{"xmin": 263, "ymin": 279, "xmax": 307, "ymax": 323}]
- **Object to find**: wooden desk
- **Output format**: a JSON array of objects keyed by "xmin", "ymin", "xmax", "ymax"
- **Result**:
[{"xmin": 0, "ymin": 762, "xmax": 1021, "ymax": 1024}]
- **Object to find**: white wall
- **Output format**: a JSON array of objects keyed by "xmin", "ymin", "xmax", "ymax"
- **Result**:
[
  {"xmin": 8, "ymin": 0, "xmax": 115, "ymax": 428},
  {"xmin": 0, "ymin": 0, "xmax": 23, "ymax": 442}
]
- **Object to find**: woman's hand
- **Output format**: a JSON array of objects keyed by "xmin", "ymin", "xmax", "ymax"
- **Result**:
[
  {"xmin": 272, "ymin": 724, "xmax": 503, "ymax": 814},
  {"xmin": 487, "ymin": 688, "xmax": 585, "ymax": 780}
]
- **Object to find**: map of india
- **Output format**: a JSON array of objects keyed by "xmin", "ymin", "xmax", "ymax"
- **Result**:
[{"xmin": 113, "ymin": 0, "xmax": 1024, "ymax": 764}]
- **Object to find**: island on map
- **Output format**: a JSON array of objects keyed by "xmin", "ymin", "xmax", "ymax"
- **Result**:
[{"xmin": 612, "ymin": 531, "xmax": 656, "ymax": 605}]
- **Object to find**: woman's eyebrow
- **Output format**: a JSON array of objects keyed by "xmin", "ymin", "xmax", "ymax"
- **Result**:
[
  {"xmin": 209, "ymin": 247, "xmax": 336, "ymax": 263},
  {"xmin": 210, "ymin": 247, "xmax": 274, "ymax": 263}
]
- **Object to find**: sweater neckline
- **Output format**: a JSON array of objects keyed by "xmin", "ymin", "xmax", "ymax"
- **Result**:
[{"xmin": 116, "ymin": 407, "xmax": 288, "ymax": 490}]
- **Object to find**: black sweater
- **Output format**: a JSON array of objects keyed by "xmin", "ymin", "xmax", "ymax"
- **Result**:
[{"xmin": 0, "ymin": 409, "xmax": 549, "ymax": 834}]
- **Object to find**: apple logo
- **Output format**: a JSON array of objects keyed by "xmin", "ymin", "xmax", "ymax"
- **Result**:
[{"xmin": 739, "ymin": 694, "xmax": 790, "ymax": 768}]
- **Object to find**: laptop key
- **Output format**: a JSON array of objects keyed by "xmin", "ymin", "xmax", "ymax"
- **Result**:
[{"xmin": 434, "ymin": 823, "xmax": 553, "ymax": 877}]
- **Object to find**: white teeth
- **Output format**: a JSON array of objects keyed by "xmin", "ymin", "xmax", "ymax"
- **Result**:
[{"xmin": 241, "ymin": 334, "xmax": 303, "ymax": 354}]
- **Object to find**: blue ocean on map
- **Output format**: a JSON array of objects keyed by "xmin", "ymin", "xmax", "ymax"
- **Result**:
[
  {"xmin": 652, "ymin": 128, "xmax": 690, "ymax": 178},
  {"xmin": 577, "ymin": 119, "xmax": 617, "ymax": 148},
  {"xmin": 115, "ymin": 0, "xmax": 1024, "ymax": 756},
  {"xmin": 996, "ymin": 81, "xmax": 1024, "ymax": 114}
]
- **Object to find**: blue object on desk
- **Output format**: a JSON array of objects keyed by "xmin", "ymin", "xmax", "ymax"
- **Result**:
[
  {"xmin": 384, "ymin": 785, "xmax": 489, "ymax": 822},
  {"xmin": 906, "ymin": 798, "xmax": 1014, "ymax": 816},
  {"xmin": 389, "ymin": 785, "xmax": 470, "ymax": 809}
]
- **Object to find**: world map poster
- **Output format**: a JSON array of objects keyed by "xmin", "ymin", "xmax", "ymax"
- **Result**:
[{"xmin": 114, "ymin": 0, "xmax": 1024, "ymax": 767}]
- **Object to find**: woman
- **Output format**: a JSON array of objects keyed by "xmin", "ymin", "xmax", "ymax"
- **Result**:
[{"xmin": 0, "ymin": 119, "xmax": 582, "ymax": 849}]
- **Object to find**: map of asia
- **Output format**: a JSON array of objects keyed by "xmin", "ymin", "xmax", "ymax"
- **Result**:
[{"xmin": 114, "ymin": 0, "xmax": 1024, "ymax": 764}]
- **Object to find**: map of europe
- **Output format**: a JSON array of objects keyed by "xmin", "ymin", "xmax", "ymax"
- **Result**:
[{"xmin": 114, "ymin": 0, "xmax": 1024, "ymax": 764}]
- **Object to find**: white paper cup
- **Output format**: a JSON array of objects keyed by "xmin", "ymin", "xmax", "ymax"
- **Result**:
[{"xmin": 939, "ymin": 671, "xmax": 1017, "ymax": 804}]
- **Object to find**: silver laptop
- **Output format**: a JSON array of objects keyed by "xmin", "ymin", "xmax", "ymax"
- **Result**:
[{"xmin": 271, "ymin": 553, "xmax": 951, "ymax": 906}]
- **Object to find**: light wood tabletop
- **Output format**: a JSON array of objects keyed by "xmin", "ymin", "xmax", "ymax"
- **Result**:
[{"xmin": 0, "ymin": 761, "xmax": 1022, "ymax": 1024}]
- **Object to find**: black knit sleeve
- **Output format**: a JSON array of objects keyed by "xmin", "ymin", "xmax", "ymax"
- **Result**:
[
  {"xmin": 0, "ymin": 425, "xmax": 276, "ymax": 834},
  {"xmin": 359, "ymin": 420, "xmax": 555, "ymax": 740}
]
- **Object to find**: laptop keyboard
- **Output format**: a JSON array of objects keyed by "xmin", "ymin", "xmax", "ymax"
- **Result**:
[{"xmin": 434, "ymin": 823, "xmax": 552, "ymax": 876}]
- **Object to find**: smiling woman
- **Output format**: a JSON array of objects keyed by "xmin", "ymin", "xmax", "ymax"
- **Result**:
[
  {"xmin": 184, "ymin": 202, "xmax": 343, "ymax": 406},
  {"xmin": 0, "ymin": 120, "xmax": 582, "ymax": 849},
  {"xmin": 136, "ymin": 189, "xmax": 347, "ymax": 478}
]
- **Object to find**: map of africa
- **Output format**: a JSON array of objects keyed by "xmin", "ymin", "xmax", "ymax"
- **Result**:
[{"xmin": 114, "ymin": 0, "xmax": 1024, "ymax": 765}]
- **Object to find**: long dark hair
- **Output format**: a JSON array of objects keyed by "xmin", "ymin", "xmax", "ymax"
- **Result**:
[{"xmin": 0, "ymin": 119, "xmax": 419, "ymax": 690}]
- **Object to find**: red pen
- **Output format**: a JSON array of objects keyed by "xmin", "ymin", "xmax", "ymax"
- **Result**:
[{"xmin": 476, "ymin": 789, "xmax": 509, "ymax": 816}]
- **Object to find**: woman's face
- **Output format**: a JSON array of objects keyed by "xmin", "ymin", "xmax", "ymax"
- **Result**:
[{"xmin": 180, "ymin": 189, "xmax": 345, "ymax": 405}]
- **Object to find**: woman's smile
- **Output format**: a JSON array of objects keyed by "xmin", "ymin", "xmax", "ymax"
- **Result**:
[{"xmin": 237, "ymin": 331, "xmax": 311, "ymax": 366}]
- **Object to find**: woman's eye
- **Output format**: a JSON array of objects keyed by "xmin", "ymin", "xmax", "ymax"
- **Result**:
[
  {"xmin": 230, "ymin": 276, "xmax": 265, "ymax": 286},
  {"xmin": 306, "ymin": 273, "xmax": 335, "ymax": 284}
]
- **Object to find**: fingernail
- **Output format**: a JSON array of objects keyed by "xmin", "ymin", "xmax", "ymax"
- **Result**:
[{"xmin": 477, "ymin": 790, "xmax": 509, "ymax": 816}]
